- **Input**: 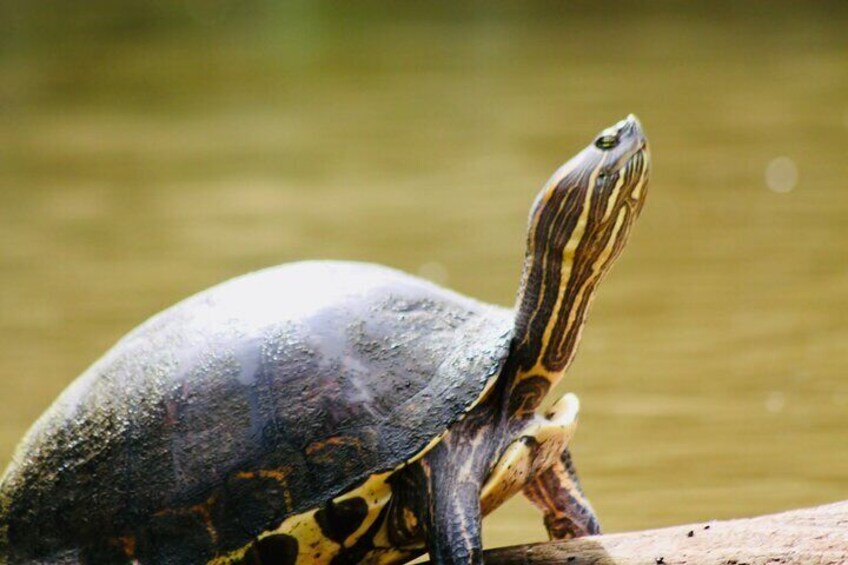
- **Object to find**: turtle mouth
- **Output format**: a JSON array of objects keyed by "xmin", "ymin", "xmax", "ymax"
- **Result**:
[{"xmin": 621, "ymin": 113, "xmax": 646, "ymax": 144}]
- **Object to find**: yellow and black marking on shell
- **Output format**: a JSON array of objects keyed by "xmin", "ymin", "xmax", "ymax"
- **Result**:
[{"xmin": 210, "ymin": 394, "xmax": 580, "ymax": 565}]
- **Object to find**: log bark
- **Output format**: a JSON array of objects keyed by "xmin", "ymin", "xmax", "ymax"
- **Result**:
[{"xmin": 480, "ymin": 501, "xmax": 848, "ymax": 565}]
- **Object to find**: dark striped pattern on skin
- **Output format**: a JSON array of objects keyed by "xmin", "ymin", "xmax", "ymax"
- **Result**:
[
  {"xmin": 523, "ymin": 449, "xmax": 601, "ymax": 540},
  {"xmin": 512, "ymin": 163, "xmax": 595, "ymax": 373},
  {"xmin": 509, "ymin": 137, "xmax": 649, "ymax": 417},
  {"xmin": 544, "ymin": 158, "xmax": 644, "ymax": 371}
]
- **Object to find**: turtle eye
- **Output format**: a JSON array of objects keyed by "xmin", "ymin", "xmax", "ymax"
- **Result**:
[{"xmin": 595, "ymin": 135, "xmax": 619, "ymax": 150}]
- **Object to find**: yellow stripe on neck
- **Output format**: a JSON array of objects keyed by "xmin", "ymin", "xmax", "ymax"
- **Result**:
[{"xmin": 516, "ymin": 159, "xmax": 605, "ymax": 386}]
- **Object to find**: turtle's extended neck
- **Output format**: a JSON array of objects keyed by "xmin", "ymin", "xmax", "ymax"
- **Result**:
[{"xmin": 506, "ymin": 116, "xmax": 650, "ymax": 417}]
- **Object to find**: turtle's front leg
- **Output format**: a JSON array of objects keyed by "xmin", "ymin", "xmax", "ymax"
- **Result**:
[
  {"xmin": 421, "ymin": 408, "xmax": 500, "ymax": 565},
  {"xmin": 523, "ymin": 448, "xmax": 601, "ymax": 539},
  {"xmin": 423, "ymin": 450, "xmax": 484, "ymax": 564}
]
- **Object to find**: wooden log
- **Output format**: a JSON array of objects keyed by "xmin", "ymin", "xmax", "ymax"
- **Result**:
[{"xmin": 479, "ymin": 501, "xmax": 848, "ymax": 565}]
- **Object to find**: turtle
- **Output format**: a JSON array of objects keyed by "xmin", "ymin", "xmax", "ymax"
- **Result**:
[{"xmin": 0, "ymin": 115, "xmax": 650, "ymax": 565}]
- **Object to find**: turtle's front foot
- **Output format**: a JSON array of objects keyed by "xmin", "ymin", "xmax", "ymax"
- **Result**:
[
  {"xmin": 521, "ymin": 393, "xmax": 600, "ymax": 539},
  {"xmin": 523, "ymin": 448, "xmax": 601, "ymax": 539}
]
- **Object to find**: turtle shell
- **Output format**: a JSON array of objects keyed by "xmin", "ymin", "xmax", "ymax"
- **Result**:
[{"xmin": 0, "ymin": 261, "xmax": 513, "ymax": 563}]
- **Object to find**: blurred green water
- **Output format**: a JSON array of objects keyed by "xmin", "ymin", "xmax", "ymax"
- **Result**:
[{"xmin": 1, "ymin": 0, "xmax": 847, "ymax": 551}]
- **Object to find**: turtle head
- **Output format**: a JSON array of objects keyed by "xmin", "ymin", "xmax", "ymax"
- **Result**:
[
  {"xmin": 530, "ymin": 114, "xmax": 649, "ymax": 234},
  {"xmin": 510, "ymin": 116, "xmax": 650, "ymax": 413}
]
